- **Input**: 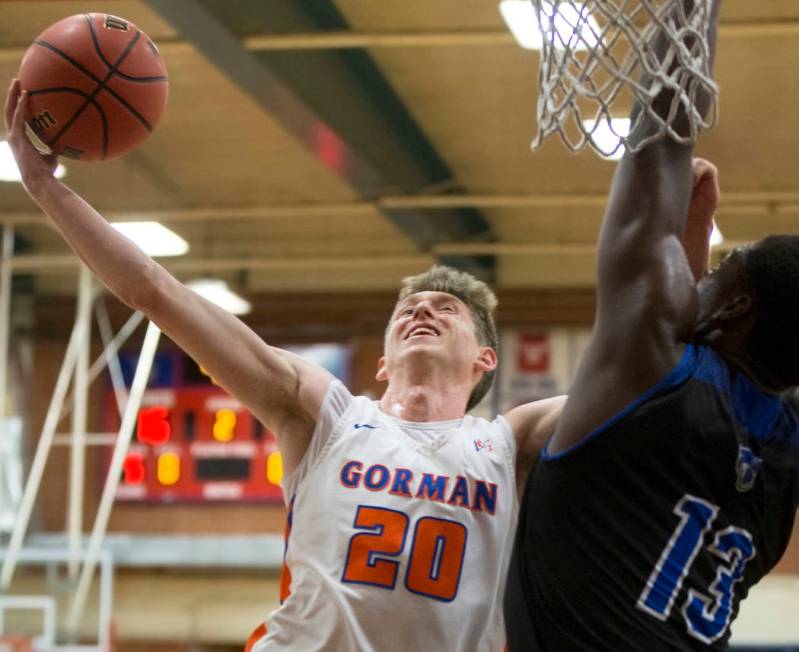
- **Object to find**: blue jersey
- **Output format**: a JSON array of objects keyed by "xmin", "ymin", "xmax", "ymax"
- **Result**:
[{"xmin": 505, "ymin": 344, "xmax": 799, "ymax": 650}]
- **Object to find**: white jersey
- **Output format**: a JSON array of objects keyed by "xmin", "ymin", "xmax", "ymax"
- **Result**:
[{"xmin": 248, "ymin": 380, "xmax": 518, "ymax": 651}]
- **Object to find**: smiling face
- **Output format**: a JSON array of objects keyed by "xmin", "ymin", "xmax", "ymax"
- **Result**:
[
  {"xmin": 389, "ymin": 290, "xmax": 478, "ymax": 352},
  {"xmin": 378, "ymin": 290, "xmax": 493, "ymax": 386}
]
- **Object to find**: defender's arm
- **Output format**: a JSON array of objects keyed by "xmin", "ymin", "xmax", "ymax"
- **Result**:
[{"xmin": 549, "ymin": 1, "xmax": 722, "ymax": 454}]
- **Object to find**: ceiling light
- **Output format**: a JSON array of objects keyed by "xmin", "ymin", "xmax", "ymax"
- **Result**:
[
  {"xmin": 581, "ymin": 118, "xmax": 631, "ymax": 160},
  {"xmin": 710, "ymin": 223, "xmax": 724, "ymax": 247},
  {"xmin": 111, "ymin": 221, "xmax": 189, "ymax": 257},
  {"xmin": 499, "ymin": 1, "xmax": 600, "ymax": 51},
  {"xmin": 0, "ymin": 140, "xmax": 66, "ymax": 182},
  {"xmin": 187, "ymin": 279, "xmax": 251, "ymax": 316}
]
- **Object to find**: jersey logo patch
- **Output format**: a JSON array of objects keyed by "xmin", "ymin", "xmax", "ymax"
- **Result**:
[
  {"xmin": 354, "ymin": 423, "xmax": 379, "ymax": 430},
  {"xmin": 474, "ymin": 438, "xmax": 494, "ymax": 453},
  {"xmin": 735, "ymin": 445, "xmax": 762, "ymax": 493}
]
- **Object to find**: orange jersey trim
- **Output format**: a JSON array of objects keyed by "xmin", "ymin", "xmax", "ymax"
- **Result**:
[
  {"xmin": 244, "ymin": 622, "xmax": 267, "ymax": 652},
  {"xmin": 245, "ymin": 498, "xmax": 295, "ymax": 651},
  {"xmin": 279, "ymin": 496, "xmax": 295, "ymax": 603}
]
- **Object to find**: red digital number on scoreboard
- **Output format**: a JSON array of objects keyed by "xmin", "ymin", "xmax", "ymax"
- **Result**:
[{"xmin": 105, "ymin": 386, "xmax": 284, "ymax": 504}]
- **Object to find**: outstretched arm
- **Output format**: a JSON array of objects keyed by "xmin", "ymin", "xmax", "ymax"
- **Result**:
[
  {"xmin": 5, "ymin": 79, "xmax": 332, "ymax": 476},
  {"xmin": 507, "ymin": 161, "xmax": 716, "ymax": 475},
  {"xmin": 549, "ymin": 0, "xmax": 722, "ymax": 454}
]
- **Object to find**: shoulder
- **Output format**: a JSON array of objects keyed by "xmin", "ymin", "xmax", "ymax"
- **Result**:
[
  {"xmin": 503, "ymin": 396, "xmax": 567, "ymax": 488},
  {"xmin": 319, "ymin": 385, "xmax": 389, "ymax": 436},
  {"xmin": 498, "ymin": 396, "xmax": 566, "ymax": 493},
  {"xmin": 504, "ymin": 396, "xmax": 568, "ymax": 451},
  {"xmin": 548, "ymin": 343, "xmax": 701, "ymax": 457}
]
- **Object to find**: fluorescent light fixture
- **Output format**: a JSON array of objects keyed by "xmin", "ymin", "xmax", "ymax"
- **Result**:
[
  {"xmin": 187, "ymin": 279, "xmax": 251, "ymax": 316},
  {"xmin": 581, "ymin": 117, "xmax": 631, "ymax": 160},
  {"xmin": 111, "ymin": 221, "xmax": 189, "ymax": 257},
  {"xmin": 499, "ymin": 0, "xmax": 600, "ymax": 51},
  {"xmin": 0, "ymin": 140, "xmax": 66, "ymax": 182},
  {"xmin": 710, "ymin": 223, "xmax": 724, "ymax": 247}
]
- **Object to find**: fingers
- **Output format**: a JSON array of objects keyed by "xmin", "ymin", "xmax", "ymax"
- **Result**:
[
  {"xmin": 43, "ymin": 149, "xmax": 59, "ymax": 174},
  {"xmin": 691, "ymin": 157, "xmax": 718, "ymax": 186},
  {"xmin": 4, "ymin": 78, "xmax": 20, "ymax": 132},
  {"xmin": 10, "ymin": 87, "xmax": 29, "ymax": 136}
]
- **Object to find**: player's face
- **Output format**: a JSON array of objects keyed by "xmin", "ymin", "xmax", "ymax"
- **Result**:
[
  {"xmin": 695, "ymin": 245, "xmax": 751, "ymax": 330},
  {"xmin": 383, "ymin": 291, "xmax": 483, "ymax": 370}
]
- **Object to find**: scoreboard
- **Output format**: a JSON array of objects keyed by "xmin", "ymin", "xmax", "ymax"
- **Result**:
[{"xmin": 105, "ymin": 345, "xmax": 349, "ymax": 503}]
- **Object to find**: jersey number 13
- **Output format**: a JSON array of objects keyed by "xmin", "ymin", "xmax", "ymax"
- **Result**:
[{"xmin": 637, "ymin": 494, "xmax": 756, "ymax": 644}]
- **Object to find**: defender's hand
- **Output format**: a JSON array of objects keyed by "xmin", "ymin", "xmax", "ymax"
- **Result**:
[
  {"xmin": 4, "ymin": 78, "xmax": 59, "ymax": 188},
  {"xmin": 687, "ymin": 157, "xmax": 720, "ymax": 227}
]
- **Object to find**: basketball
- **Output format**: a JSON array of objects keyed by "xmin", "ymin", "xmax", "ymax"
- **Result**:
[{"xmin": 17, "ymin": 13, "xmax": 168, "ymax": 162}]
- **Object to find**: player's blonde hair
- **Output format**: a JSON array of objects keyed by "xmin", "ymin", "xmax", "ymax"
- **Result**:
[{"xmin": 397, "ymin": 265, "xmax": 498, "ymax": 411}]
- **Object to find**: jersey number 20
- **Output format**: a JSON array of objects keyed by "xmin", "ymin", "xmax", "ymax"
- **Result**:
[
  {"xmin": 637, "ymin": 494, "xmax": 755, "ymax": 644},
  {"xmin": 341, "ymin": 505, "xmax": 467, "ymax": 602}
]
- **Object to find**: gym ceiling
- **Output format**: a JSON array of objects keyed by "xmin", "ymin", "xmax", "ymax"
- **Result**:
[{"xmin": 2, "ymin": 0, "xmax": 798, "ymax": 297}]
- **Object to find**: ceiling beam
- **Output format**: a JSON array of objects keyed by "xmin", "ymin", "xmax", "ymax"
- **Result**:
[
  {"xmin": 436, "ymin": 240, "xmax": 751, "ymax": 256},
  {"xmin": 3, "ymin": 19, "xmax": 799, "ymax": 63},
  {"xmin": 6, "ymin": 191, "xmax": 795, "ymax": 227},
  {"xmin": 9, "ymin": 253, "xmax": 435, "ymax": 274},
  {"xmin": 2, "ymin": 238, "xmax": 757, "ymax": 276},
  {"xmin": 242, "ymin": 30, "xmax": 514, "ymax": 50}
]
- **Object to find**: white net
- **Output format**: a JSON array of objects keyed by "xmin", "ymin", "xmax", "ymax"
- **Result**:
[{"xmin": 532, "ymin": 0, "xmax": 718, "ymax": 157}]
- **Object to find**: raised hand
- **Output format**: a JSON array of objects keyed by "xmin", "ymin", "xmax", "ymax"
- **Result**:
[
  {"xmin": 681, "ymin": 157, "xmax": 720, "ymax": 281},
  {"xmin": 687, "ymin": 157, "xmax": 720, "ymax": 227},
  {"xmin": 4, "ymin": 78, "xmax": 59, "ymax": 189}
]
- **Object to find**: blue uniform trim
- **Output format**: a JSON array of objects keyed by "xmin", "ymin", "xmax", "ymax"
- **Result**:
[
  {"xmin": 692, "ymin": 346, "xmax": 780, "ymax": 441},
  {"xmin": 542, "ymin": 345, "xmax": 699, "ymax": 461},
  {"xmin": 543, "ymin": 344, "xmax": 799, "ymax": 462},
  {"xmin": 693, "ymin": 346, "xmax": 799, "ymax": 445}
]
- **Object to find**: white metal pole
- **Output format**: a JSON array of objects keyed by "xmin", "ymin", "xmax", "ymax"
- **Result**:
[
  {"xmin": 67, "ymin": 265, "xmax": 93, "ymax": 580},
  {"xmin": 67, "ymin": 320, "xmax": 162, "ymax": 634},
  {"xmin": 60, "ymin": 309, "xmax": 145, "ymax": 421},
  {"xmin": 0, "ymin": 314, "xmax": 84, "ymax": 589},
  {"xmin": 0, "ymin": 226, "xmax": 14, "ymax": 420},
  {"xmin": 93, "ymin": 299, "xmax": 135, "ymax": 420},
  {"xmin": 97, "ymin": 550, "xmax": 113, "ymax": 652},
  {"xmin": 0, "ymin": 226, "xmax": 14, "ymax": 510}
]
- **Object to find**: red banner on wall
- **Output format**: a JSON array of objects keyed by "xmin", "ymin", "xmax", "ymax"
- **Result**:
[{"xmin": 517, "ymin": 333, "xmax": 550, "ymax": 373}]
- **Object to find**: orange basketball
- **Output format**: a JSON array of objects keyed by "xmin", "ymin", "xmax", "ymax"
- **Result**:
[{"xmin": 17, "ymin": 13, "xmax": 168, "ymax": 162}]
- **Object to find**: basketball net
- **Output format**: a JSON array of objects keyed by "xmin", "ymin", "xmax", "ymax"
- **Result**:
[{"xmin": 531, "ymin": 0, "xmax": 718, "ymax": 157}]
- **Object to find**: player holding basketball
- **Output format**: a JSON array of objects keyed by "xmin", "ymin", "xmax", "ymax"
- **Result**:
[
  {"xmin": 505, "ymin": 0, "xmax": 799, "ymax": 649},
  {"xmin": 4, "ymin": 75, "xmax": 566, "ymax": 650}
]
